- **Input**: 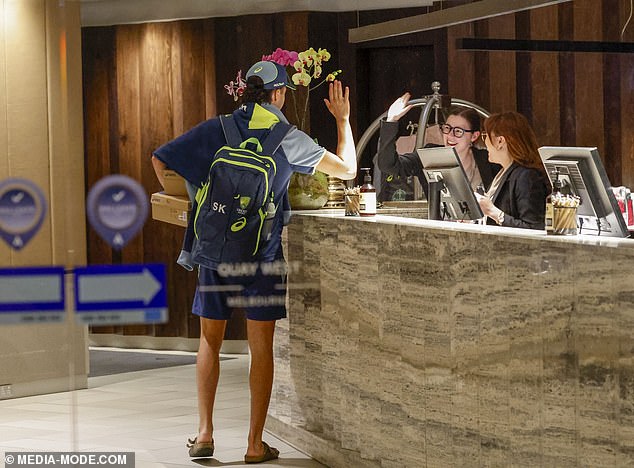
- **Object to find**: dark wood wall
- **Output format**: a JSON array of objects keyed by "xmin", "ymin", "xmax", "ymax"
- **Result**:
[
  {"xmin": 82, "ymin": 20, "xmax": 216, "ymax": 339},
  {"xmin": 445, "ymin": 0, "xmax": 633, "ymax": 188},
  {"xmin": 82, "ymin": 0, "xmax": 633, "ymax": 340},
  {"xmin": 82, "ymin": 13, "xmax": 321, "ymax": 339}
]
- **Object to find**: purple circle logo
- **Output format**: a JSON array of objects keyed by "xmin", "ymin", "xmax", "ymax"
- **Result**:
[
  {"xmin": 86, "ymin": 175, "xmax": 148, "ymax": 249},
  {"xmin": 0, "ymin": 179, "xmax": 47, "ymax": 251}
]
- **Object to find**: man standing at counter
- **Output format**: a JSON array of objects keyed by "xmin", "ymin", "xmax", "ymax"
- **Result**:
[
  {"xmin": 152, "ymin": 60, "xmax": 356, "ymax": 463},
  {"xmin": 476, "ymin": 111, "xmax": 550, "ymax": 230}
]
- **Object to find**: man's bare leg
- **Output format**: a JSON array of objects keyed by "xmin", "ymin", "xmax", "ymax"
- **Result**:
[
  {"xmin": 195, "ymin": 317, "xmax": 227, "ymax": 443},
  {"xmin": 245, "ymin": 319, "xmax": 276, "ymax": 458}
]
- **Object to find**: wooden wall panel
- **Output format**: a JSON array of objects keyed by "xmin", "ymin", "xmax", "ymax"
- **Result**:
[
  {"xmin": 139, "ymin": 22, "xmax": 196, "ymax": 338},
  {"xmin": 169, "ymin": 23, "xmax": 184, "ymax": 138},
  {"xmin": 178, "ymin": 20, "xmax": 207, "ymax": 132},
  {"xmin": 473, "ymin": 20, "xmax": 491, "ymax": 112},
  {"xmin": 84, "ymin": 21, "xmax": 203, "ymax": 339},
  {"xmin": 116, "ymin": 26, "xmax": 143, "ymax": 264},
  {"xmin": 529, "ymin": 6, "xmax": 560, "ymax": 146},
  {"xmin": 307, "ymin": 12, "xmax": 339, "ymax": 149},
  {"xmin": 214, "ymin": 15, "xmax": 277, "ymax": 115},
  {"xmin": 620, "ymin": 3, "xmax": 634, "ymax": 189},
  {"xmin": 487, "ymin": 14, "xmax": 516, "ymax": 114},
  {"xmin": 574, "ymin": 1, "xmax": 605, "ymax": 154},
  {"xmin": 82, "ymin": 27, "xmax": 116, "ymax": 266},
  {"xmin": 283, "ymin": 12, "xmax": 310, "ymax": 132},
  {"xmin": 558, "ymin": 2, "xmax": 576, "ymax": 146},
  {"xmin": 203, "ymin": 21, "xmax": 216, "ymax": 120},
  {"xmin": 83, "ymin": 13, "xmax": 313, "ymax": 340},
  {"xmin": 515, "ymin": 11, "xmax": 532, "ymax": 118},
  {"xmin": 447, "ymin": 22, "xmax": 476, "ymax": 102},
  {"xmin": 334, "ymin": 12, "xmax": 360, "ymax": 138},
  {"xmin": 116, "ymin": 25, "xmax": 150, "ymax": 336}
]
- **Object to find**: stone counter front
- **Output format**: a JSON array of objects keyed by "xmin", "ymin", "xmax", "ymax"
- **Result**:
[{"xmin": 268, "ymin": 212, "xmax": 634, "ymax": 467}]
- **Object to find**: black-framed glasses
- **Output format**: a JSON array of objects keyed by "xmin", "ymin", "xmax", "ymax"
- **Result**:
[{"xmin": 440, "ymin": 124, "xmax": 474, "ymax": 138}]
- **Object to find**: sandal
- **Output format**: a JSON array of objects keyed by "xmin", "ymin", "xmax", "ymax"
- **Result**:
[
  {"xmin": 187, "ymin": 437, "xmax": 214, "ymax": 458},
  {"xmin": 244, "ymin": 441, "xmax": 279, "ymax": 464}
]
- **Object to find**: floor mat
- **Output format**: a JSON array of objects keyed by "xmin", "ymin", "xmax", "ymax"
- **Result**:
[{"xmin": 89, "ymin": 348, "xmax": 230, "ymax": 377}]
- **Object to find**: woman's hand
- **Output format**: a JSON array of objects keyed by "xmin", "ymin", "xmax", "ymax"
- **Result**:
[
  {"xmin": 324, "ymin": 80, "xmax": 350, "ymax": 122},
  {"xmin": 387, "ymin": 92, "xmax": 413, "ymax": 122},
  {"xmin": 475, "ymin": 192, "xmax": 502, "ymax": 220}
]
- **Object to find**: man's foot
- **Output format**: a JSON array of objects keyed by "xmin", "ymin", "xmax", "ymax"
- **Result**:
[
  {"xmin": 187, "ymin": 437, "xmax": 215, "ymax": 458},
  {"xmin": 244, "ymin": 441, "xmax": 279, "ymax": 464}
]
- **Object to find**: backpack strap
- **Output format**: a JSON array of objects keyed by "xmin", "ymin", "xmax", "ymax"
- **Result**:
[
  {"xmin": 219, "ymin": 114, "xmax": 243, "ymax": 147},
  {"xmin": 220, "ymin": 113, "xmax": 292, "ymax": 154},
  {"xmin": 261, "ymin": 121, "xmax": 293, "ymax": 155}
]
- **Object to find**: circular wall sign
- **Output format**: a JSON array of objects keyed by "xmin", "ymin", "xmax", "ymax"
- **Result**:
[
  {"xmin": 0, "ymin": 178, "xmax": 47, "ymax": 251},
  {"xmin": 86, "ymin": 175, "xmax": 148, "ymax": 249}
]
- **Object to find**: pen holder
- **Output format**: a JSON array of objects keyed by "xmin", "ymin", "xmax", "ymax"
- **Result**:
[
  {"xmin": 552, "ymin": 206, "xmax": 578, "ymax": 235},
  {"xmin": 344, "ymin": 194, "xmax": 360, "ymax": 216}
]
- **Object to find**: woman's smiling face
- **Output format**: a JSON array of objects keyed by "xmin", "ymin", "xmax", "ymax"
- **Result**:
[{"xmin": 443, "ymin": 114, "xmax": 477, "ymax": 156}]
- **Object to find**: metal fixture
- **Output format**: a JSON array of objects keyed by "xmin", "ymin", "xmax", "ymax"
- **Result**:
[
  {"xmin": 456, "ymin": 38, "xmax": 634, "ymax": 53},
  {"xmin": 349, "ymin": 0, "xmax": 573, "ymax": 44}
]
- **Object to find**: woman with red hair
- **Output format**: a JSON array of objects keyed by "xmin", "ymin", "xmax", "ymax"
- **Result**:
[{"xmin": 476, "ymin": 111, "xmax": 550, "ymax": 230}]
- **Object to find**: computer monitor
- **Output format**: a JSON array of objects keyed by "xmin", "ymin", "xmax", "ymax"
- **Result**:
[
  {"xmin": 538, "ymin": 146, "xmax": 629, "ymax": 238},
  {"xmin": 417, "ymin": 146, "xmax": 483, "ymax": 221}
]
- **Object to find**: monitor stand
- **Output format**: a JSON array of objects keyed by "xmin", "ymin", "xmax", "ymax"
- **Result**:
[{"xmin": 428, "ymin": 179, "xmax": 443, "ymax": 220}]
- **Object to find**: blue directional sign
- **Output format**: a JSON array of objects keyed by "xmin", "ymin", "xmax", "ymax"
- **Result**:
[
  {"xmin": 74, "ymin": 263, "xmax": 167, "ymax": 325},
  {"xmin": 0, "ymin": 266, "xmax": 65, "ymax": 324}
]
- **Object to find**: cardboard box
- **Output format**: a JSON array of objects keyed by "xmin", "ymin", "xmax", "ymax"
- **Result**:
[
  {"xmin": 151, "ymin": 192, "xmax": 191, "ymax": 227},
  {"xmin": 162, "ymin": 169, "xmax": 189, "ymax": 196}
]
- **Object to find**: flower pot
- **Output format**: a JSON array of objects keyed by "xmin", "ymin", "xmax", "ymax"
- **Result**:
[{"xmin": 287, "ymin": 171, "xmax": 329, "ymax": 210}]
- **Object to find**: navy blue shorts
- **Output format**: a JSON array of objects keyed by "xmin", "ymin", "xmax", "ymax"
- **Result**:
[{"xmin": 192, "ymin": 258, "xmax": 287, "ymax": 321}]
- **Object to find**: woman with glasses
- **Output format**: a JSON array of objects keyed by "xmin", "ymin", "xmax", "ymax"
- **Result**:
[
  {"xmin": 376, "ymin": 92, "xmax": 501, "ymax": 200},
  {"xmin": 475, "ymin": 111, "xmax": 550, "ymax": 230}
]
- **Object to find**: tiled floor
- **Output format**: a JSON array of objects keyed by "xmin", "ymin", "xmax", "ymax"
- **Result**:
[{"xmin": 0, "ymin": 349, "xmax": 325, "ymax": 468}]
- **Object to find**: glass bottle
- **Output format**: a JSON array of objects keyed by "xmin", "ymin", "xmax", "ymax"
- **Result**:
[{"xmin": 359, "ymin": 167, "xmax": 376, "ymax": 216}]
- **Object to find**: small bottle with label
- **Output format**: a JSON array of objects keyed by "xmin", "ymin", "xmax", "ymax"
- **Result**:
[
  {"xmin": 359, "ymin": 167, "xmax": 376, "ymax": 216},
  {"xmin": 261, "ymin": 198, "xmax": 276, "ymax": 241},
  {"xmin": 545, "ymin": 170, "xmax": 561, "ymax": 235}
]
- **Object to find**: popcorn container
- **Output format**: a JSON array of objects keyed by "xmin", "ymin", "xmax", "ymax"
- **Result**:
[{"xmin": 552, "ymin": 206, "xmax": 578, "ymax": 235}]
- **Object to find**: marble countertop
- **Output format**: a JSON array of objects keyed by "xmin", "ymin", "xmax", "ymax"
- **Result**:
[{"xmin": 291, "ymin": 208, "xmax": 634, "ymax": 249}]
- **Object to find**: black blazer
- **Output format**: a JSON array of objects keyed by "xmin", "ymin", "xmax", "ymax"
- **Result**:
[
  {"xmin": 488, "ymin": 162, "xmax": 550, "ymax": 230},
  {"xmin": 376, "ymin": 119, "xmax": 500, "ymax": 199}
]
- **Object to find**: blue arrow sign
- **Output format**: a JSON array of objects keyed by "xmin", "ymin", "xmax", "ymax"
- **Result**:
[
  {"xmin": 0, "ymin": 266, "xmax": 65, "ymax": 324},
  {"xmin": 74, "ymin": 263, "xmax": 167, "ymax": 325}
]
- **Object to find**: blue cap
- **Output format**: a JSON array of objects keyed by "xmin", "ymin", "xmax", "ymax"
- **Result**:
[{"xmin": 246, "ymin": 61, "xmax": 296, "ymax": 90}]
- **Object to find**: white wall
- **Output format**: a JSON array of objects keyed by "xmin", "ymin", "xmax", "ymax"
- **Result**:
[{"xmin": 0, "ymin": 0, "xmax": 87, "ymax": 399}]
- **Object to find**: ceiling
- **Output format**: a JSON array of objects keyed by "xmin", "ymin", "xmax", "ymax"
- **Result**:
[{"xmin": 80, "ymin": 0, "xmax": 436, "ymax": 27}]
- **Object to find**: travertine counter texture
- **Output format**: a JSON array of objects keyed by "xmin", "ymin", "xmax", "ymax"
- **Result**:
[{"xmin": 268, "ymin": 211, "xmax": 634, "ymax": 468}]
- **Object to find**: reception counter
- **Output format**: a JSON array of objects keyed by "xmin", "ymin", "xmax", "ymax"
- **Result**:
[{"xmin": 268, "ymin": 210, "xmax": 634, "ymax": 467}]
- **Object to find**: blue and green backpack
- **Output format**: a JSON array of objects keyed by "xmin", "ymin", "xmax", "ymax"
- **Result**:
[{"xmin": 189, "ymin": 115, "xmax": 291, "ymax": 269}]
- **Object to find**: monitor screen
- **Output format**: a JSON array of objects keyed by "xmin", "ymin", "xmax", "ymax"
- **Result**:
[
  {"xmin": 538, "ymin": 146, "xmax": 629, "ymax": 238},
  {"xmin": 417, "ymin": 147, "xmax": 483, "ymax": 221}
]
